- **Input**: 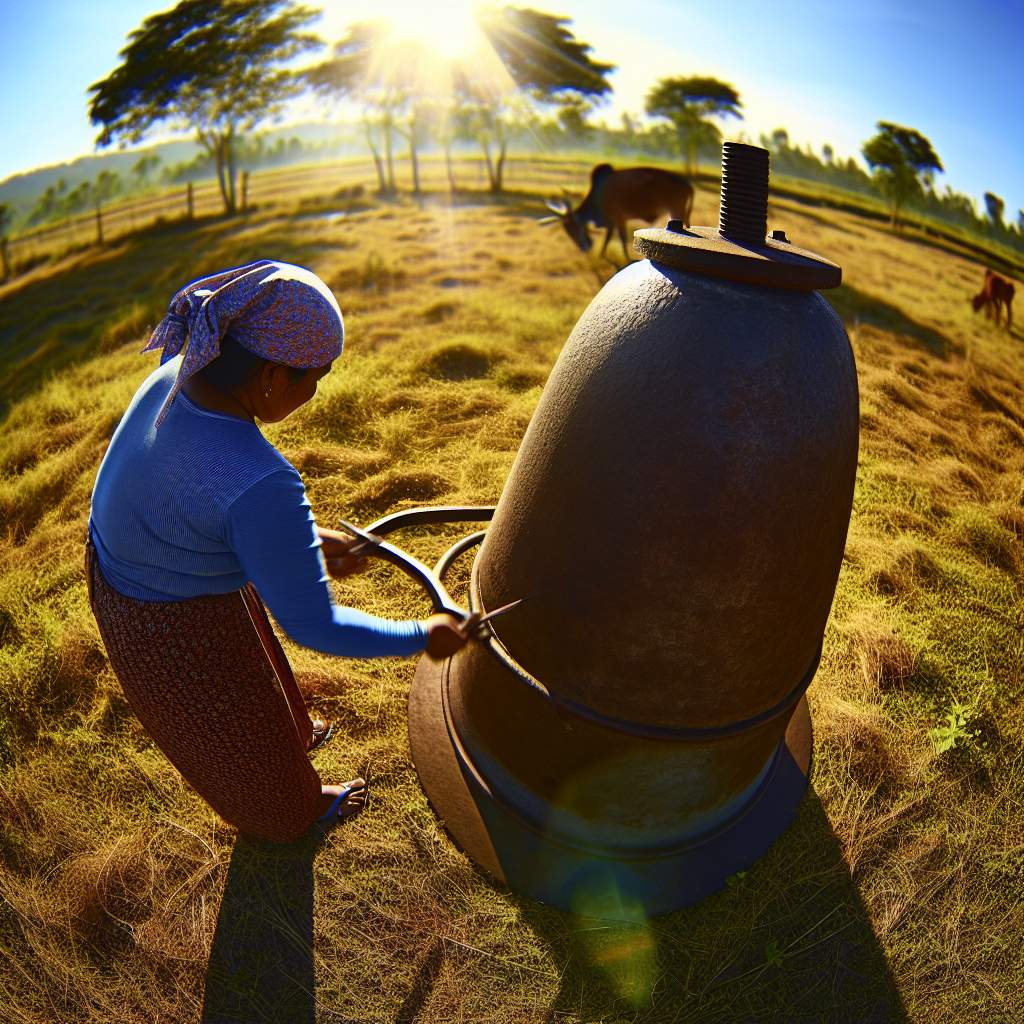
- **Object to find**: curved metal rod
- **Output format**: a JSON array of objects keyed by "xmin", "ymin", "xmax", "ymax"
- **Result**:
[
  {"xmin": 341, "ymin": 506, "xmax": 496, "ymax": 616},
  {"xmin": 434, "ymin": 530, "xmax": 488, "ymax": 582},
  {"xmin": 357, "ymin": 540, "xmax": 462, "ymax": 616},
  {"xmin": 367, "ymin": 505, "xmax": 496, "ymax": 537}
]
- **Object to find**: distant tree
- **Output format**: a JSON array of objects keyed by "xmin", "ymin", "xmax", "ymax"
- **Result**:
[
  {"xmin": 307, "ymin": 22, "xmax": 402, "ymax": 195},
  {"xmin": 469, "ymin": 6, "xmax": 613, "ymax": 191},
  {"xmin": 0, "ymin": 203, "xmax": 13, "ymax": 281},
  {"xmin": 936, "ymin": 185, "xmax": 978, "ymax": 225},
  {"xmin": 91, "ymin": 171, "xmax": 122, "ymax": 244},
  {"xmin": 645, "ymin": 76, "xmax": 742, "ymax": 174},
  {"xmin": 62, "ymin": 182, "xmax": 93, "ymax": 217},
  {"xmin": 312, "ymin": 7, "xmax": 613, "ymax": 195},
  {"xmin": 131, "ymin": 154, "xmax": 161, "ymax": 192},
  {"xmin": 620, "ymin": 112, "xmax": 638, "ymax": 147},
  {"xmin": 822, "ymin": 143, "xmax": 834, "ymax": 164},
  {"xmin": 983, "ymin": 192, "xmax": 1005, "ymax": 229},
  {"xmin": 1018, "ymin": 209, "xmax": 1024, "ymax": 235},
  {"xmin": 89, "ymin": 0, "xmax": 320, "ymax": 215},
  {"xmin": 861, "ymin": 121, "xmax": 943, "ymax": 228},
  {"xmin": 557, "ymin": 96, "xmax": 595, "ymax": 140},
  {"xmin": 767, "ymin": 127, "xmax": 789, "ymax": 153},
  {"xmin": 29, "ymin": 186, "xmax": 60, "ymax": 227}
]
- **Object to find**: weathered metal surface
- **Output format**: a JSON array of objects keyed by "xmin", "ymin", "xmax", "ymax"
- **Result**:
[
  {"xmin": 475, "ymin": 265, "xmax": 857, "ymax": 729},
  {"xmin": 405, "ymin": 144, "xmax": 858, "ymax": 915}
]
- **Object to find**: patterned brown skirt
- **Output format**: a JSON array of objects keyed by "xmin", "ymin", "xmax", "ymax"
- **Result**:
[{"xmin": 86, "ymin": 540, "xmax": 323, "ymax": 843}]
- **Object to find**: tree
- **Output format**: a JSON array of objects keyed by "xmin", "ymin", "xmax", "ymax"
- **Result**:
[
  {"xmin": 132, "ymin": 154, "xmax": 161, "ymax": 192},
  {"xmin": 861, "ymin": 122, "xmax": 943, "ymax": 228},
  {"xmin": 312, "ymin": 7, "xmax": 612, "ymax": 195},
  {"xmin": 307, "ymin": 21, "xmax": 404, "ymax": 195},
  {"xmin": 557, "ymin": 96, "xmax": 595, "ymax": 140},
  {"xmin": 91, "ymin": 171, "xmax": 122, "ymax": 244},
  {"xmin": 822, "ymin": 143, "xmax": 834, "ymax": 164},
  {"xmin": 983, "ymin": 192, "xmax": 1005, "ymax": 229},
  {"xmin": 645, "ymin": 76, "xmax": 742, "ymax": 174},
  {"xmin": 89, "ymin": 0, "xmax": 320, "ymax": 215},
  {"xmin": 470, "ymin": 6, "xmax": 613, "ymax": 191},
  {"xmin": 1018, "ymin": 210, "xmax": 1024, "ymax": 235},
  {"xmin": 0, "ymin": 203, "xmax": 13, "ymax": 281}
]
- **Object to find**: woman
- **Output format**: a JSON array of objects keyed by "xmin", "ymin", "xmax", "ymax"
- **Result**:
[{"xmin": 87, "ymin": 259, "xmax": 471, "ymax": 842}]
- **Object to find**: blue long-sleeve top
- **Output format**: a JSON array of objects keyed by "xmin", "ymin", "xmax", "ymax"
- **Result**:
[{"xmin": 88, "ymin": 357, "xmax": 427, "ymax": 658}]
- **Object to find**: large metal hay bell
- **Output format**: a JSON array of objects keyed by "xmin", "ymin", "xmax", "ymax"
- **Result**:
[{"xmin": 375, "ymin": 144, "xmax": 857, "ymax": 917}]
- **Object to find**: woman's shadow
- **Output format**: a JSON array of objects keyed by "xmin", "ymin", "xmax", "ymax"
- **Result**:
[
  {"xmin": 201, "ymin": 834, "xmax": 318, "ymax": 1024},
  {"xmin": 199, "ymin": 793, "xmax": 908, "ymax": 1023}
]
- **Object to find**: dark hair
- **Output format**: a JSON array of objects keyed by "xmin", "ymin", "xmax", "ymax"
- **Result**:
[{"xmin": 200, "ymin": 334, "xmax": 307, "ymax": 391}]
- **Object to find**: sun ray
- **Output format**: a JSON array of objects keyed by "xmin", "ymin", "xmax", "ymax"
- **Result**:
[{"xmin": 319, "ymin": 1, "xmax": 518, "ymax": 102}]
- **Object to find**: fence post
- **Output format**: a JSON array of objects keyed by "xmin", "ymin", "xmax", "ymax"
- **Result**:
[
  {"xmin": 241, "ymin": 171, "xmax": 249, "ymax": 213},
  {"xmin": 95, "ymin": 206, "xmax": 104, "ymax": 246},
  {"xmin": 0, "ymin": 237, "xmax": 10, "ymax": 281},
  {"xmin": 186, "ymin": 182, "xmax": 194, "ymax": 221}
]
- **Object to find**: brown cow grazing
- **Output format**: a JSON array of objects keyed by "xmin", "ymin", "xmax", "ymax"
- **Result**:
[
  {"xmin": 540, "ymin": 163, "xmax": 694, "ymax": 262},
  {"xmin": 971, "ymin": 269, "xmax": 1015, "ymax": 329}
]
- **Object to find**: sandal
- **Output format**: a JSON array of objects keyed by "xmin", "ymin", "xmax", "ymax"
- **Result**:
[
  {"xmin": 308, "ymin": 718, "xmax": 335, "ymax": 753},
  {"xmin": 316, "ymin": 778, "xmax": 368, "ymax": 826}
]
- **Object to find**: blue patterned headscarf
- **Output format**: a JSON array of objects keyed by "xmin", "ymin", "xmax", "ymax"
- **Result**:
[{"xmin": 144, "ymin": 260, "xmax": 344, "ymax": 426}]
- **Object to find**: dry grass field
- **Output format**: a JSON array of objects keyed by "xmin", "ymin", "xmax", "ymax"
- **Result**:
[{"xmin": 0, "ymin": 159, "xmax": 1022, "ymax": 1023}]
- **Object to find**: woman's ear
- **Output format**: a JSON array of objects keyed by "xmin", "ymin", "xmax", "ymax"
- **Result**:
[
  {"xmin": 256, "ymin": 361, "xmax": 290, "ymax": 399},
  {"xmin": 256, "ymin": 360, "xmax": 276, "ymax": 399}
]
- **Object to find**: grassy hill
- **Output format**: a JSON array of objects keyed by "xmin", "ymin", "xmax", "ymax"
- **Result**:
[{"xmin": 0, "ymin": 162, "xmax": 1022, "ymax": 1022}]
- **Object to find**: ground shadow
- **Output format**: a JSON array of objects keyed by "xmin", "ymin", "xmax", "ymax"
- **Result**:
[
  {"xmin": 394, "ymin": 937, "xmax": 446, "ymax": 1023},
  {"xmin": 201, "ymin": 834, "xmax": 317, "ymax": 1024},
  {"xmin": 517, "ymin": 790, "xmax": 907, "ymax": 1024},
  {"xmin": 0, "ymin": 212, "xmax": 355, "ymax": 414},
  {"xmin": 829, "ymin": 283, "xmax": 956, "ymax": 359}
]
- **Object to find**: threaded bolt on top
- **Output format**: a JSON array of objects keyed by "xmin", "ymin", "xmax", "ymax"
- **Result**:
[{"xmin": 718, "ymin": 143, "xmax": 769, "ymax": 244}]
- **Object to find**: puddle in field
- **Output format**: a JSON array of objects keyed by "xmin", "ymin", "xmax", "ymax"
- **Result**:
[{"xmin": 293, "ymin": 209, "xmax": 351, "ymax": 224}]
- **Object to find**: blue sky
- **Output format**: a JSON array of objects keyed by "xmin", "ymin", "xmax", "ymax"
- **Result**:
[{"xmin": 2, "ymin": 0, "xmax": 1022, "ymax": 219}]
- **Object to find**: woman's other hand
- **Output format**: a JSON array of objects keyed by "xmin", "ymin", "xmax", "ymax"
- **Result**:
[
  {"xmin": 318, "ymin": 528, "xmax": 370, "ymax": 580},
  {"xmin": 423, "ymin": 612, "xmax": 481, "ymax": 661}
]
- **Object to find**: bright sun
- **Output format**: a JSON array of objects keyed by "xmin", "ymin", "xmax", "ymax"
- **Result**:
[
  {"xmin": 320, "ymin": 1, "xmax": 514, "ymax": 100},
  {"xmin": 380, "ymin": 1, "xmax": 483, "ymax": 62}
]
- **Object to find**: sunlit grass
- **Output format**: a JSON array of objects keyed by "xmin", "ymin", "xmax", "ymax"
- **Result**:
[{"xmin": 1, "ymin": 159, "xmax": 1022, "ymax": 1021}]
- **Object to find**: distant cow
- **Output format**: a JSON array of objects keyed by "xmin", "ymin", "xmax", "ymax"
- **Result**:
[
  {"xmin": 971, "ymin": 269, "xmax": 1014, "ymax": 329},
  {"xmin": 540, "ymin": 163, "xmax": 694, "ymax": 262}
]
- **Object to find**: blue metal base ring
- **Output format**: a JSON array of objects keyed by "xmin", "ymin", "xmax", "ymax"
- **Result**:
[{"xmin": 408, "ymin": 653, "xmax": 813, "ymax": 919}]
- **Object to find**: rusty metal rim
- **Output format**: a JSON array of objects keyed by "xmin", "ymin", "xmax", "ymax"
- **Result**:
[
  {"xmin": 360, "ymin": 511, "xmax": 823, "ymax": 743},
  {"xmin": 486, "ymin": 624, "xmax": 820, "ymax": 742},
  {"xmin": 440, "ymin": 649, "xmax": 794, "ymax": 861},
  {"xmin": 633, "ymin": 226, "xmax": 841, "ymax": 291},
  {"xmin": 469, "ymin": 561, "xmax": 822, "ymax": 742}
]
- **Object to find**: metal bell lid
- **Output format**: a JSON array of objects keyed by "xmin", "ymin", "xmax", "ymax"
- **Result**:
[{"xmin": 633, "ymin": 142, "xmax": 842, "ymax": 291}]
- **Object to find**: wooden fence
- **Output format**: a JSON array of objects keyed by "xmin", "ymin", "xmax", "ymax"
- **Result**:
[{"xmin": 5, "ymin": 154, "xmax": 595, "ymax": 270}]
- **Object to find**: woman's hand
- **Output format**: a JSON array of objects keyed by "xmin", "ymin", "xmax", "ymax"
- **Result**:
[
  {"xmin": 423, "ymin": 612, "xmax": 481, "ymax": 661},
  {"xmin": 318, "ymin": 528, "xmax": 370, "ymax": 580}
]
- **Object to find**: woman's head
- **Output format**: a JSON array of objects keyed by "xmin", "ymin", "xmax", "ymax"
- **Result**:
[
  {"xmin": 197, "ymin": 334, "xmax": 332, "ymax": 422},
  {"xmin": 145, "ymin": 260, "xmax": 344, "ymax": 425}
]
